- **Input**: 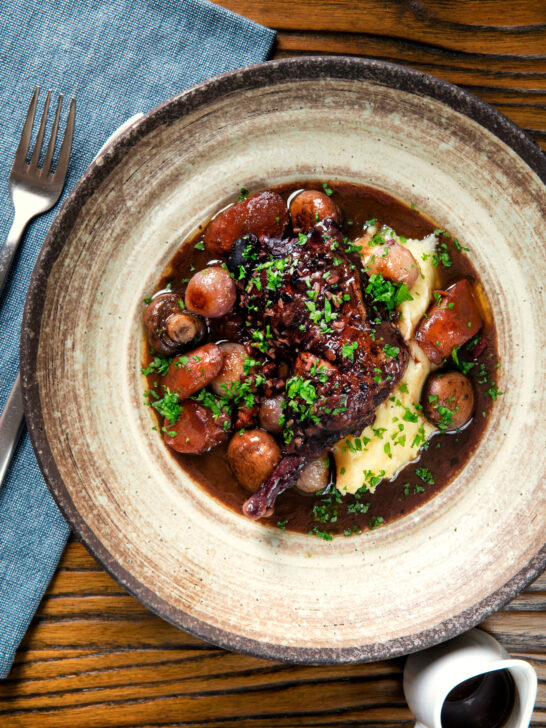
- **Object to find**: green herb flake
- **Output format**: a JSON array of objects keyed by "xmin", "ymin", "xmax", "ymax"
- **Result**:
[
  {"xmin": 309, "ymin": 527, "xmax": 333, "ymax": 541},
  {"xmin": 141, "ymin": 355, "xmax": 172, "ymax": 377},
  {"xmin": 341, "ymin": 341, "xmax": 358, "ymax": 361},
  {"xmin": 384, "ymin": 344, "xmax": 400, "ymax": 359},
  {"xmin": 416, "ymin": 467, "xmax": 435, "ymax": 484},
  {"xmin": 151, "ymin": 388, "xmax": 183, "ymax": 424},
  {"xmin": 369, "ymin": 515, "xmax": 385, "ymax": 530},
  {"xmin": 486, "ymin": 383, "xmax": 503, "ymax": 401}
]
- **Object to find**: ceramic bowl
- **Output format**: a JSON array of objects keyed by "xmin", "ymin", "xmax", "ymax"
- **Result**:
[{"xmin": 21, "ymin": 57, "xmax": 546, "ymax": 664}]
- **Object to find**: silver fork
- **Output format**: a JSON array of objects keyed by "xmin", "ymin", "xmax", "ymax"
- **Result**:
[
  {"xmin": 0, "ymin": 87, "xmax": 75, "ymax": 297},
  {"xmin": 0, "ymin": 88, "xmax": 76, "ymax": 487}
]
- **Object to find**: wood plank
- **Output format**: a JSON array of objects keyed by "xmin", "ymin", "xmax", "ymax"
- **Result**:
[
  {"xmin": 8, "ymin": 648, "xmax": 224, "ymax": 680},
  {"xmin": 57, "ymin": 542, "xmax": 103, "ymax": 571},
  {"xmin": 212, "ymin": 1, "xmax": 546, "ymax": 54},
  {"xmin": 0, "ymin": 678, "xmax": 410, "ymax": 726},
  {"xmin": 275, "ymin": 30, "xmax": 546, "ymax": 76},
  {"xmin": 37, "ymin": 595, "xmax": 149, "ymax": 617},
  {"xmin": 0, "ymin": 658, "xmax": 400, "ymax": 702},
  {"xmin": 0, "ymin": 670, "xmax": 543, "ymax": 727},
  {"xmin": 45, "ymin": 570, "xmax": 125, "ymax": 596},
  {"xmin": 482, "ymin": 611, "xmax": 546, "ymax": 651},
  {"xmin": 19, "ymin": 619, "xmax": 205, "ymax": 651}
]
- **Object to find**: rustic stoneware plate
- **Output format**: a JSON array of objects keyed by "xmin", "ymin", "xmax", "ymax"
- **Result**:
[{"xmin": 21, "ymin": 57, "xmax": 546, "ymax": 664}]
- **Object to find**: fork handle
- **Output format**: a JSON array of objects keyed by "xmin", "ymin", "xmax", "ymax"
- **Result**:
[
  {"xmin": 0, "ymin": 211, "xmax": 30, "ymax": 299},
  {"xmin": 0, "ymin": 373, "xmax": 25, "ymax": 489}
]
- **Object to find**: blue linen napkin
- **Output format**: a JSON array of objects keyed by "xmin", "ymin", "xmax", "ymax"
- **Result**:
[{"xmin": 0, "ymin": 0, "xmax": 275, "ymax": 678}]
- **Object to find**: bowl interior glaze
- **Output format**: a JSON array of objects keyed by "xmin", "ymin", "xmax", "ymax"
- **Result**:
[{"xmin": 21, "ymin": 57, "xmax": 546, "ymax": 663}]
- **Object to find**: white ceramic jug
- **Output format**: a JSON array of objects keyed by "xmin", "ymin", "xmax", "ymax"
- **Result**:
[{"xmin": 403, "ymin": 628, "xmax": 537, "ymax": 728}]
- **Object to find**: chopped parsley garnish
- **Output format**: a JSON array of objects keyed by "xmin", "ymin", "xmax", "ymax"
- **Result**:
[
  {"xmin": 243, "ymin": 357, "xmax": 261, "ymax": 375},
  {"xmin": 284, "ymin": 376, "xmax": 319, "ymax": 426},
  {"xmin": 161, "ymin": 426, "xmax": 177, "ymax": 438},
  {"xmin": 322, "ymin": 182, "xmax": 333, "ymax": 196},
  {"xmin": 344, "ymin": 238, "xmax": 363, "ymax": 254},
  {"xmin": 416, "ymin": 467, "xmax": 435, "ymax": 484},
  {"xmin": 451, "ymin": 346, "xmax": 476, "ymax": 375},
  {"xmin": 384, "ymin": 344, "xmax": 400, "ymax": 359},
  {"xmin": 238, "ymin": 187, "xmax": 249, "ymax": 201},
  {"xmin": 312, "ymin": 488, "xmax": 342, "ymax": 524},
  {"xmin": 347, "ymin": 501, "xmax": 370, "ymax": 515},
  {"xmin": 486, "ymin": 383, "xmax": 503, "ymax": 401},
  {"xmin": 141, "ymin": 355, "xmax": 172, "ymax": 377},
  {"xmin": 309, "ymin": 526, "xmax": 333, "ymax": 541},
  {"xmin": 369, "ymin": 515, "xmax": 385, "ymax": 529},
  {"xmin": 453, "ymin": 238, "xmax": 469, "ymax": 252},
  {"xmin": 194, "ymin": 241, "xmax": 205, "ymax": 251},
  {"xmin": 250, "ymin": 329, "xmax": 268, "ymax": 353},
  {"xmin": 365, "ymin": 273, "xmax": 413, "ymax": 314},
  {"xmin": 341, "ymin": 341, "xmax": 358, "ymax": 360},
  {"xmin": 150, "ymin": 388, "xmax": 183, "ymax": 424},
  {"xmin": 411, "ymin": 424, "xmax": 428, "ymax": 449},
  {"xmin": 361, "ymin": 469, "xmax": 386, "ymax": 490},
  {"xmin": 432, "ymin": 402, "xmax": 457, "ymax": 430},
  {"xmin": 143, "ymin": 296, "xmax": 152, "ymax": 304},
  {"xmin": 432, "ymin": 241, "xmax": 452, "ymax": 268}
]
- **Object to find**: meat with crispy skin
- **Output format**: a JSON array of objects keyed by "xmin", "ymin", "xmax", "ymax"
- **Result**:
[{"xmin": 226, "ymin": 219, "xmax": 409, "ymax": 519}]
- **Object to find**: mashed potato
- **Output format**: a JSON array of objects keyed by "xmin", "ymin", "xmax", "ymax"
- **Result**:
[{"xmin": 334, "ymin": 231, "xmax": 438, "ymax": 495}]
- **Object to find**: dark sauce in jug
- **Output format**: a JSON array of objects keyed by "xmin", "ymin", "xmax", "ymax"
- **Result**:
[{"xmin": 441, "ymin": 670, "xmax": 515, "ymax": 728}]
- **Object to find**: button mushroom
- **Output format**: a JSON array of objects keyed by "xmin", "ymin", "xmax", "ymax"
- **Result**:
[
  {"xmin": 143, "ymin": 292, "xmax": 206, "ymax": 356},
  {"xmin": 185, "ymin": 266, "xmax": 237, "ymax": 319},
  {"xmin": 422, "ymin": 371, "xmax": 475, "ymax": 430},
  {"xmin": 289, "ymin": 189, "xmax": 342, "ymax": 233},
  {"xmin": 227, "ymin": 429, "xmax": 281, "ymax": 492}
]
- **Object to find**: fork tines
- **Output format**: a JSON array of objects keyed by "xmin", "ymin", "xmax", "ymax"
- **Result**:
[{"xmin": 14, "ymin": 86, "xmax": 75, "ymax": 181}]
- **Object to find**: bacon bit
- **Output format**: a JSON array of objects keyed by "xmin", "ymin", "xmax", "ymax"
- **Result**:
[{"xmin": 235, "ymin": 405, "xmax": 259, "ymax": 430}]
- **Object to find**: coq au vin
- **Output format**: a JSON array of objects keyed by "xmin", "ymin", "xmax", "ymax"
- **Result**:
[{"xmin": 142, "ymin": 183, "xmax": 501, "ymax": 539}]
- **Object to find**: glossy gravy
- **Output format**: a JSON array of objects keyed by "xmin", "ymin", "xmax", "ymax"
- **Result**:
[{"xmin": 146, "ymin": 182, "xmax": 499, "ymax": 539}]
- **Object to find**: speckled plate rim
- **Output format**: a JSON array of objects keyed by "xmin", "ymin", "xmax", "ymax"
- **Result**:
[{"xmin": 20, "ymin": 56, "xmax": 546, "ymax": 664}]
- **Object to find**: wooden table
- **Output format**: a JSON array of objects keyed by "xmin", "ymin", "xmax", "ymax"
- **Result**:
[{"xmin": 1, "ymin": 2, "xmax": 544, "ymax": 725}]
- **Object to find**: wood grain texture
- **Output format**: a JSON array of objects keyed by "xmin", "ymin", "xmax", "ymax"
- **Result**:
[
  {"xmin": 0, "ymin": 543, "xmax": 544, "ymax": 726},
  {"xmin": 2, "ymin": 1, "xmax": 544, "ymax": 725},
  {"xmin": 217, "ymin": 0, "xmax": 546, "ymax": 150}
]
